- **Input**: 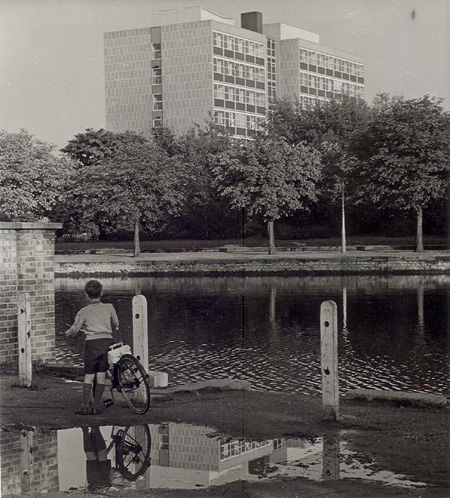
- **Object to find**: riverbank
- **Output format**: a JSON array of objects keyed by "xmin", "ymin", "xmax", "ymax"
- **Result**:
[
  {"xmin": 1, "ymin": 369, "xmax": 449, "ymax": 497},
  {"xmin": 55, "ymin": 246, "xmax": 450, "ymax": 276}
]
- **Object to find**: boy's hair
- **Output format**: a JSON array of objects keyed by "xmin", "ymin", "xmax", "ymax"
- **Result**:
[{"xmin": 85, "ymin": 280, "xmax": 103, "ymax": 299}]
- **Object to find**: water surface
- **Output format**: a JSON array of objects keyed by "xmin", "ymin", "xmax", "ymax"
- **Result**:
[{"xmin": 56, "ymin": 275, "xmax": 450, "ymax": 396}]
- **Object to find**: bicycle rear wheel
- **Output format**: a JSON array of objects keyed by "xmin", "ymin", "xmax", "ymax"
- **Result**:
[
  {"xmin": 116, "ymin": 354, "xmax": 150, "ymax": 414},
  {"xmin": 117, "ymin": 425, "xmax": 151, "ymax": 479}
]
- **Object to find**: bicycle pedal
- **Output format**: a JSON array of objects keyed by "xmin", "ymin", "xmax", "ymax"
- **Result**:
[{"xmin": 104, "ymin": 399, "xmax": 115, "ymax": 408}]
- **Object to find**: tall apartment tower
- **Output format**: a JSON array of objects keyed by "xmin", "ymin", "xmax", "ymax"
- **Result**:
[{"xmin": 104, "ymin": 7, "xmax": 365, "ymax": 139}]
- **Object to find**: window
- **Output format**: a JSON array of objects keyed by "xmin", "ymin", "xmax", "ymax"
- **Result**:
[
  {"xmin": 153, "ymin": 94, "xmax": 162, "ymax": 110},
  {"xmin": 152, "ymin": 43, "xmax": 161, "ymax": 59},
  {"xmin": 152, "ymin": 67, "xmax": 161, "ymax": 85}
]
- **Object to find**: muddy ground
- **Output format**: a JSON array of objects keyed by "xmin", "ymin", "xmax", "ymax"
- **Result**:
[{"xmin": 1, "ymin": 370, "xmax": 449, "ymax": 498}]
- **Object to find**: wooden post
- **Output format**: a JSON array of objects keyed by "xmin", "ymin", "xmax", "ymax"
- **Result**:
[
  {"xmin": 322, "ymin": 434, "xmax": 340, "ymax": 479},
  {"xmin": 20, "ymin": 429, "xmax": 33, "ymax": 493},
  {"xmin": 132, "ymin": 295, "xmax": 148, "ymax": 372},
  {"xmin": 320, "ymin": 300, "xmax": 339, "ymax": 421},
  {"xmin": 18, "ymin": 292, "xmax": 32, "ymax": 387}
]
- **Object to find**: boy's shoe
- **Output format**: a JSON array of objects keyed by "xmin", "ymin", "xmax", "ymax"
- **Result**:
[
  {"xmin": 74, "ymin": 407, "xmax": 92, "ymax": 415},
  {"xmin": 92, "ymin": 405, "xmax": 103, "ymax": 415}
]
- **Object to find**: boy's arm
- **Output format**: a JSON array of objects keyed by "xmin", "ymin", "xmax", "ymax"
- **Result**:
[
  {"xmin": 111, "ymin": 306, "xmax": 121, "ymax": 341},
  {"xmin": 111, "ymin": 306, "xmax": 119, "ymax": 332},
  {"xmin": 65, "ymin": 311, "xmax": 84, "ymax": 337}
]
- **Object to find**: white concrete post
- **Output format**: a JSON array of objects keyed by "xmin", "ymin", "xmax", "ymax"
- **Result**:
[
  {"xmin": 132, "ymin": 295, "xmax": 148, "ymax": 372},
  {"xmin": 18, "ymin": 292, "xmax": 32, "ymax": 387},
  {"xmin": 320, "ymin": 300, "xmax": 339, "ymax": 421}
]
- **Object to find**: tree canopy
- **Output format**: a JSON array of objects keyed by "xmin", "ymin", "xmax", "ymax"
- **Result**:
[
  {"xmin": 349, "ymin": 95, "xmax": 449, "ymax": 250},
  {"xmin": 212, "ymin": 136, "xmax": 323, "ymax": 252},
  {"xmin": 0, "ymin": 130, "xmax": 75, "ymax": 222},
  {"xmin": 60, "ymin": 128, "xmax": 147, "ymax": 167},
  {"xmin": 63, "ymin": 138, "xmax": 183, "ymax": 253}
]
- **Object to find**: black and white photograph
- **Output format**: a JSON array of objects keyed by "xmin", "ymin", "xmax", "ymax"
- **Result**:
[{"xmin": 1, "ymin": 1, "xmax": 449, "ymax": 496}]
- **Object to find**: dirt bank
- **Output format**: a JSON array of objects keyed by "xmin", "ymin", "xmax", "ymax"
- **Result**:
[{"xmin": 1, "ymin": 371, "xmax": 449, "ymax": 497}]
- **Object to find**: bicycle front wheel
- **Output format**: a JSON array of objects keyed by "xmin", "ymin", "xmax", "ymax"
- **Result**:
[
  {"xmin": 117, "ymin": 425, "xmax": 151, "ymax": 479},
  {"xmin": 116, "ymin": 354, "xmax": 150, "ymax": 414}
]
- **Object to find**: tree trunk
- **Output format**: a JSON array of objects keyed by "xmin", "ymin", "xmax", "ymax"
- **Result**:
[
  {"xmin": 134, "ymin": 219, "xmax": 141, "ymax": 257},
  {"xmin": 415, "ymin": 206, "xmax": 424, "ymax": 252},
  {"xmin": 267, "ymin": 220, "xmax": 275, "ymax": 255},
  {"xmin": 341, "ymin": 183, "xmax": 346, "ymax": 254}
]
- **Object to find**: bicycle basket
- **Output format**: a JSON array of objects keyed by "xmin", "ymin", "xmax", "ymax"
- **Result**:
[{"xmin": 108, "ymin": 342, "xmax": 131, "ymax": 365}]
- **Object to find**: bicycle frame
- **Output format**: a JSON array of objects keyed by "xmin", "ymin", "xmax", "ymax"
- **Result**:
[
  {"xmin": 104, "ymin": 365, "xmax": 119, "ymax": 407},
  {"xmin": 104, "ymin": 352, "xmax": 151, "ymax": 414}
]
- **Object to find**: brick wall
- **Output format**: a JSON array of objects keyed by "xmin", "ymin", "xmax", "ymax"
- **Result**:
[
  {"xmin": 0, "ymin": 222, "xmax": 61, "ymax": 365},
  {"xmin": 0, "ymin": 428, "xmax": 59, "ymax": 495}
]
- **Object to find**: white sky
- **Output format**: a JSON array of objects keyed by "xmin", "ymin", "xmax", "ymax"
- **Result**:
[{"xmin": 1, "ymin": 0, "xmax": 449, "ymax": 150}]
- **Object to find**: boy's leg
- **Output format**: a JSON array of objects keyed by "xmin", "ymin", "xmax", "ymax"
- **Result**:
[
  {"xmin": 92, "ymin": 339, "xmax": 112, "ymax": 414},
  {"xmin": 93, "ymin": 372, "xmax": 106, "ymax": 413},
  {"xmin": 82, "ymin": 373, "xmax": 95, "ymax": 413}
]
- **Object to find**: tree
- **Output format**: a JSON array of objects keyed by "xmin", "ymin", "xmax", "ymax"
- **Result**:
[
  {"xmin": 64, "ymin": 139, "xmax": 183, "ymax": 256},
  {"xmin": 0, "ymin": 130, "xmax": 75, "ymax": 221},
  {"xmin": 167, "ymin": 121, "xmax": 240, "ymax": 240},
  {"xmin": 267, "ymin": 95, "xmax": 370, "ymax": 252},
  {"xmin": 211, "ymin": 137, "xmax": 323, "ymax": 254},
  {"xmin": 349, "ymin": 95, "xmax": 449, "ymax": 251},
  {"xmin": 61, "ymin": 128, "xmax": 147, "ymax": 167}
]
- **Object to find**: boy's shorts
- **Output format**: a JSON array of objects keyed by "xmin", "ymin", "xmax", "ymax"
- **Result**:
[
  {"xmin": 84, "ymin": 338, "xmax": 113, "ymax": 374},
  {"xmin": 83, "ymin": 427, "xmax": 107, "ymax": 453}
]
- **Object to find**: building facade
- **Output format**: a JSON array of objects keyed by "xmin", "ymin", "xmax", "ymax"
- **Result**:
[{"xmin": 104, "ymin": 7, "xmax": 365, "ymax": 139}]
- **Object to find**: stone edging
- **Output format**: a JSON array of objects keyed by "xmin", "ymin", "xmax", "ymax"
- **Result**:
[
  {"xmin": 345, "ymin": 389, "xmax": 448, "ymax": 408},
  {"xmin": 55, "ymin": 258, "xmax": 450, "ymax": 277}
]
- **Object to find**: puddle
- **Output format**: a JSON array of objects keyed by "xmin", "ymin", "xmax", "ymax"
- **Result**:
[{"xmin": 1, "ymin": 423, "xmax": 427, "ymax": 496}]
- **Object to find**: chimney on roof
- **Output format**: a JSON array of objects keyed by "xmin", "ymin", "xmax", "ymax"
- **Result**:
[{"xmin": 241, "ymin": 11, "xmax": 263, "ymax": 33}]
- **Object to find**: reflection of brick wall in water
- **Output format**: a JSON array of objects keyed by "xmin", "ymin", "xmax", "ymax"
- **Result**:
[
  {"xmin": 150, "ymin": 424, "xmax": 219, "ymax": 471},
  {"xmin": 0, "ymin": 223, "xmax": 60, "ymax": 365},
  {"xmin": 149, "ymin": 423, "xmax": 273, "ymax": 472},
  {"xmin": 1, "ymin": 428, "xmax": 59, "ymax": 495}
]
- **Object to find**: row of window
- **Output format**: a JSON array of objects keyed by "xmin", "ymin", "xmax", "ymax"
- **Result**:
[
  {"xmin": 219, "ymin": 439, "xmax": 271, "ymax": 461},
  {"xmin": 214, "ymin": 83, "xmax": 266, "ymax": 107},
  {"xmin": 299, "ymin": 49, "xmax": 364, "ymax": 77},
  {"xmin": 215, "ymin": 110, "xmax": 264, "ymax": 131},
  {"xmin": 299, "ymin": 73, "xmax": 364, "ymax": 93},
  {"xmin": 299, "ymin": 85, "xmax": 364, "ymax": 100},
  {"xmin": 213, "ymin": 58, "xmax": 265, "ymax": 83},
  {"xmin": 298, "ymin": 93, "xmax": 363, "ymax": 109},
  {"xmin": 213, "ymin": 31, "xmax": 265, "ymax": 58}
]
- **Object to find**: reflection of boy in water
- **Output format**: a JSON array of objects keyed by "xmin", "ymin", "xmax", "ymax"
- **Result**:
[{"xmin": 82, "ymin": 427, "xmax": 111, "ymax": 491}]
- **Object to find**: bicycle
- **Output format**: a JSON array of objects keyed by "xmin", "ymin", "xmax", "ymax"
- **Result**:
[
  {"xmin": 106, "ymin": 424, "xmax": 151, "ymax": 480},
  {"xmin": 83, "ymin": 424, "xmax": 151, "ymax": 491},
  {"xmin": 104, "ymin": 343, "xmax": 151, "ymax": 415}
]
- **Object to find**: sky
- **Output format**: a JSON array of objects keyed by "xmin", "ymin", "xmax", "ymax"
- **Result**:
[{"xmin": 1, "ymin": 0, "xmax": 449, "ymax": 150}]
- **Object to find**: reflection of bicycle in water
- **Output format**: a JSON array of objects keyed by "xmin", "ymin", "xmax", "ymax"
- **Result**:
[
  {"xmin": 108, "ymin": 425, "xmax": 151, "ymax": 480},
  {"xmin": 83, "ymin": 425, "xmax": 151, "ymax": 491}
]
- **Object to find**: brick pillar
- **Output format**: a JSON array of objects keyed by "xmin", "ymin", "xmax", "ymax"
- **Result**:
[{"xmin": 0, "ymin": 222, "xmax": 62, "ymax": 365}]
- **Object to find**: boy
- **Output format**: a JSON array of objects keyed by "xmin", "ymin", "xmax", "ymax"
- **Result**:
[{"xmin": 66, "ymin": 280, "xmax": 119, "ymax": 415}]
